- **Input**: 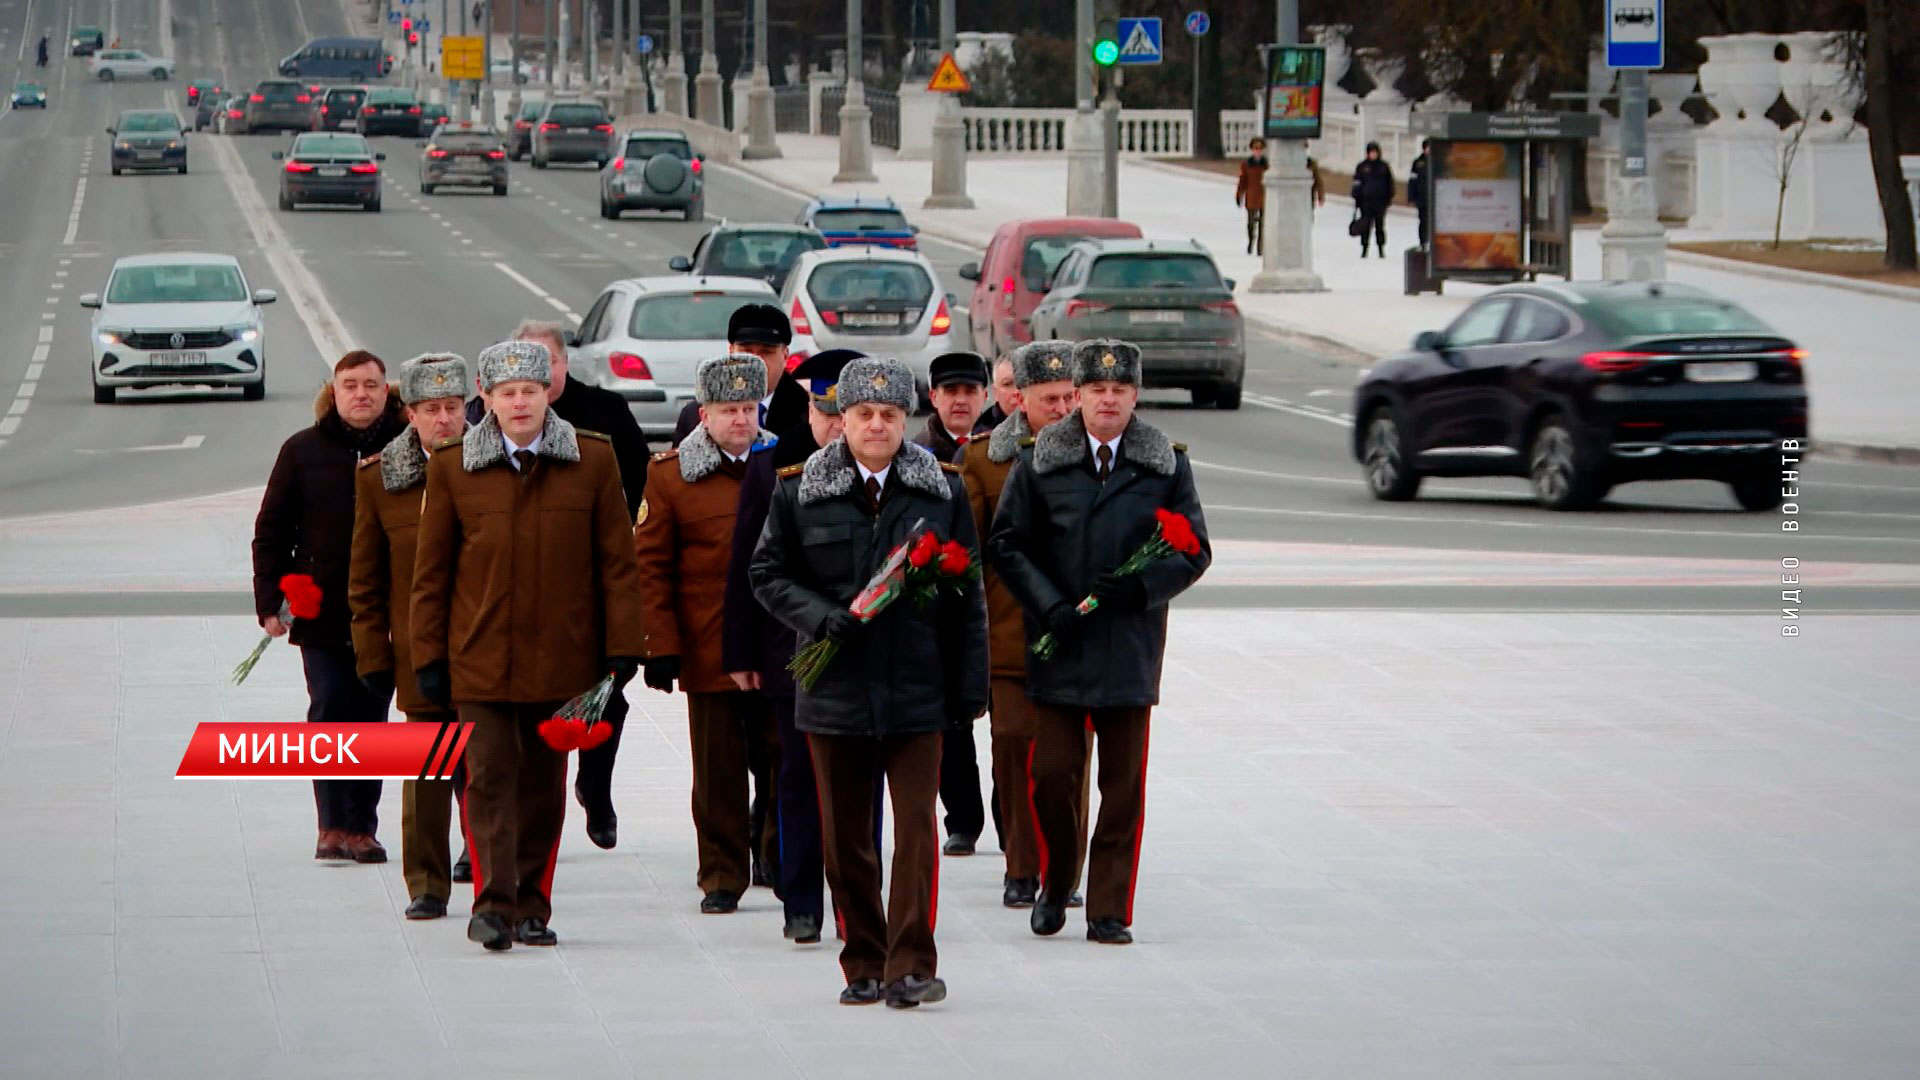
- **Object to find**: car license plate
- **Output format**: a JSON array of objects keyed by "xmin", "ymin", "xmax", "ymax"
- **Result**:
[
  {"xmin": 318, "ymin": 167, "xmax": 347, "ymax": 177},
  {"xmin": 1685, "ymin": 361, "xmax": 1758, "ymax": 383},
  {"xmin": 455, "ymin": 159, "xmax": 486, "ymax": 170},
  {"xmin": 148, "ymin": 352, "xmax": 206, "ymax": 367},
  {"xmin": 841, "ymin": 312, "xmax": 898, "ymax": 327},
  {"xmin": 1128, "ymin": 309, "xmax": 1184, "ymax": 324},
  {"xmin": 137, "ymin": 151, "xmax": 162, "ymax": 160}
]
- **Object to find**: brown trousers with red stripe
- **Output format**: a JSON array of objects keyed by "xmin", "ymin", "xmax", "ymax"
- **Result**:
[
  {"xmin": 458, "ymin": 701, "xmax": 568, "ymax": 922},
  {"xmin": 400, "ymin": 709, "xmax": 467, "ymax": 903},
  {"xmin": 991, "ymin": 679, "xmax": 1090, "ymax": 884},
  {"xmin": 810, "ymin": 730, "xmax": 942, "ymax": 985},
  {"xmin": 687, "ymin": 690, "xmax": 779, "ymax": 897},
  {"xmin": 1030, "ymin": 705, "xmax": 1151, "ymax": 924}
]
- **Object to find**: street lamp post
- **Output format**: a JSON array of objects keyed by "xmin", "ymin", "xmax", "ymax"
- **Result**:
[
  {"xmin": 1065, "ymin": 0, "xmax": 1101, "ymax": 214},
  {"xmin": 665, "ymin": 0, "xmax": 687, "ymax": 115},
  {"xmin": 832, "ymin": 0, "xmax": 876, "ymax": 182},
  {"xmin": 743, "ymin": 0, "xmax": 781, "ymax": 158},
  {"xmin": 508, "ymin": 0, "xmax": 523, "ymax": 119},
  {"xmin": 1248, "ymin": 0, "xmax": 1328, "ymax": 293},
  {"xmin": 923, "ymin": 0, "xmax": 972, "ymax": 208},
  {"xmin": 1599, "ymin": 68, "xmax": 1668, "ymax": 280},
  {"xmin": 695, "ymin": 0, "xmax": 722, "ymax": 124}
]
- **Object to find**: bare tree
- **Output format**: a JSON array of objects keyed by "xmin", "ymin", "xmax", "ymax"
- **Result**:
[
  {"xmin": 1863, "ymin": 0, "xmax": 1918, "ymax": 267},
  {"xmin": 1765, "ymin": 88, "xmax": 1816, "ymax": 250}
]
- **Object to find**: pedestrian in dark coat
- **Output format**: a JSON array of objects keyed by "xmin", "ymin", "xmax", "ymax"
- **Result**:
[
  {"xmin": 348, "ymin": 353, "xmax": 471, "ymax": 919},
  {"xmin": 464, "ymin": 319, "xmax": 649, "ymax": 851},
  {"xmin": 1352, "ymin": 141, "xmax": 1396, "ymax": 257},
  {"xmin": 989, "ymin": 339, "xmax": 1211, "ymax": 946},
  {"xmin": 1409, "ymin": 140, "xmax": 1431, "ymax": 248},
  {"xmin": 1234, "ymin": 137, "xmax": 1269, "ymax": 255},
  {"xmin": 253, "ymin": 349, "xmax": 407, "ymax": 865},
  {"xmin": 751, "ymin": 356, "xmax": 988, "ymax": 1010},
  {"xmin": 673, "ymin": 302, "xmax": 809, "ymax": 445}
]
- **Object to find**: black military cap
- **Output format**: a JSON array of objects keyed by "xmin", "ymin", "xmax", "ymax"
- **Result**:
[
  {"xmin": 789, "ymin": 348, "xmax": 866, "ymax": 414},
  {"xmin": 927, "ymin": 351, "xmax": 988, "ymax": 389},
  {"xmin": 728, "ymin": 303, "xmax": 792, "ymax": 346}
]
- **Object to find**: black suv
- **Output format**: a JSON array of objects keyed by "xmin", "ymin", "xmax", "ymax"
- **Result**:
[
  {"xmin": 240, "ymin": 79, "xmax": 313, "ymax": 134},
  {"xmin": 1352, "ymin": 282, "xmax": 1809, "ymax": 511},
  {"xmin": 360, "ymin": 87, "xmax": 422, "ymax": 136},
  {"xmin": 312, "ymin": 86, "xmax": 368, "ymax": 131}
]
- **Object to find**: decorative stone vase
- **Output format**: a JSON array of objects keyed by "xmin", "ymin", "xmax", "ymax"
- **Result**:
[
  {"xmin": 1310, "ymin": 25, "xmax": 1353, "ymax": 89},
  {"xmin": 1647, "ymin": 73, "xmax": 1697, "ymax": 125},
  {"xmin": 1358, "ymin": 51, "xmax": 1406, "ymax": 103}
]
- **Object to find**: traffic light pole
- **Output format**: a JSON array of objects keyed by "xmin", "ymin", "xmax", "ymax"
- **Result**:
[
  {"xmin": 1065, "ymin": 0, "xmax": 1101, "ymax": 215},
  {"xmin": 1247, "ymin": 0, "xmax": 1327, "ymax": 294}
]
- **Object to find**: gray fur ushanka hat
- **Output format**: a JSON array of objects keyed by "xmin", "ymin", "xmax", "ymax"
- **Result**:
[
  {"xmin": 396, "ymin": 353, "xmax": 470, "ymax": 405},
  {"xmin": 1071, "ymin": 338, "xmax": 1143, "ymax": 388},
  {"xmin": 695, "ymin": 353, "xmax": 768, "ymax": 405},
  {"xmin": 834, "ymin": 356, "xmax": 917, "ymax": 413},
  {"xmin": 476, "ymin": 339, "xmax": 551, "ymax": 391},
  {"xmin": 1010, "ymin": 341, "xmax": 1075, "ymax": 388}
]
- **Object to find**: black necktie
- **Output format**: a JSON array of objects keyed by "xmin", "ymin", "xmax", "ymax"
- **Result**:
[
  {"xmin": 1096, "ymin": 444, "xmax": 1113, "ymax": 483},
  {"xmin": 865, "ymin": 475, "xmax": 883, "ymax": 509},
  {"xmin": 513, "ymin": 449, "xmax": 535, "ymax": 479}
]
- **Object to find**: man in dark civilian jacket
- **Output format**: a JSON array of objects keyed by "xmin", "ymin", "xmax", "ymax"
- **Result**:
[
  {"xmin": 253, "ymin": 349, "xmax": 408, "ymax": 864},
  {"xmin": 989, "ymin": 339, "xmax": 1212, "ymax": 946},
  {"xmin": 752, "ymin": 356, "xmax": 988, "ymax": 1010}
]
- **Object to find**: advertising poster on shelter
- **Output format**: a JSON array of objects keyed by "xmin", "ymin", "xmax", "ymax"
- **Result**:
[{"xmin": 1432, "ymin": 140, "xmax": 1523, "ymax": 270}]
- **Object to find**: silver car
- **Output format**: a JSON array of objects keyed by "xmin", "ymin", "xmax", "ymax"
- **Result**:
[
  {"xmin": 568, "ymin": 276, "xmax": 778, "ymax": 440},
  {"xmin": 599, "ymin": 130, "xmax": 704, "ymax": 220}
]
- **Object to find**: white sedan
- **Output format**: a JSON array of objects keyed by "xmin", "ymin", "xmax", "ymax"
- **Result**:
[
  {"xmin": 80, "ymin": 253, "xmax": 276, "ymax": 403},
  {"xmin": 779, "ymin": 246, "xmax": 957, "ymax": 402},
  {"xmin": 91, "ymin": 49, "xmax": 174, "ymax": 81}
]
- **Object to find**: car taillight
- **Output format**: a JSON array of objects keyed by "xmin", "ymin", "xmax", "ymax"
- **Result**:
[
  {"xmin": 789, "ymin": 298, "xmax": 811, "ymax": 336},
  {"xmin": 1202, "ymin": 299, "xmax": 1240, "ymax": 316},
  {"xmin": 408, "ymin": 105, "xmax": 421, "ymax": 114},
  {"xmin": 1581, "ymin": 350, "xmax": 1650, "ymax": 373},
  {"xmin": 593, "ymin": 123, "xmax": 614, "ymax": 133},
  {"xmin": 515, "ymin": 119, "xmax": 531, "ymax": 129},
  {"xmin": 1788, "ymin": 348, "xmax": 1808, "ymax": 368},
  {"xmin": 486, "ymin": 149, "xmax": 505, "ymax": 160},
  {"xmin": 690, "ymin": 159, "xmax": 702, "ymax": 174},
  {"xmin": 227, "ymin": 109, "xmax": 243, "ymax": 118},
  {"xmin": 609, "ymin": 352, "xmax": 652, "ymax": 380},
  {"xmin": 930, "ymin": 298, "xmax": 952, "ymax": 335},
  {"xmin": 427, "ymin": 148, "xmax": 449, "ymax": 159},
  {"xmin": 785, "ymin": 351, "xmax": 808, "ymax": 372},
  {"xmin": 349, "ymin": 162, "xmax": 379, "ymax": 174},
  {"xmin": 611, "ymin": 156, "xmax": 624, "ymax": 173},
  {"xmin": 539, "ymin": 122, "xmax": 560, "ymax": 131},
  {"xmin": 284, "ymin": 161, "xmax": 316, "ymax": 173},
  {"xmin": 294, "ymin": 94, "xmax": 310, "ymax": 104},
  {"xmin": 819, "ymin": 310, "xmax": 839, "ymax": 326},
  {"xmin": 1000, "ymin": 275, "xmax": 1017, "ymax": 311},
  {"xmin": 363, "ymin": 105, "xmax": 376, "ymax": 114},
  {"xmin": 249, "ymin": 93, "xmax": 264, "ymax": 102},
  {"xmin": 319, "ymin": 106, "xmax": 329, "ymax": 114},
  {"xmin": 1063, "ymin": 299, "xmax": 1110, "ymax": 319}
]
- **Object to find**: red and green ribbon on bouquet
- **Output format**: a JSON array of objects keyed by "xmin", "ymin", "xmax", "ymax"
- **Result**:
[
  {"xmin": 232, "ymin": 574, "xmax": 324, "ymax": 684},
  {"xmin": 1032, "ymin": 508, "xmax": 1202, "ymax": 659},
  {"xmin": 788, "ymin": 523, "xmax": 981, "ymax": 691}
]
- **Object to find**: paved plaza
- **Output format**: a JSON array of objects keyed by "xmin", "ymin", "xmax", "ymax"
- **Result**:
[{"xmin": 2, "ymin": 609, "xmax": 1915, "ymax": 1079}]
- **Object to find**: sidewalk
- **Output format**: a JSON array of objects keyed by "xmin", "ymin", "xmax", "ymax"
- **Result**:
[{"xmin": 726, "ymin": 136, "xmax": 1920, "ymax": 456}]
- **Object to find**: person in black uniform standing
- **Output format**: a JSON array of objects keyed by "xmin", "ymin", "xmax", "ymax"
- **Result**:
[{"xmin": 464, "ymin": 318, "xmax": 648, "ymax": 853}]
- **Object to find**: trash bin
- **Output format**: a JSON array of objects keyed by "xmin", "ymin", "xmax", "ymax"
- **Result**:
[{"xmin": 1403, "ymin": 247, "xmax": 1442, "ymax": 296}]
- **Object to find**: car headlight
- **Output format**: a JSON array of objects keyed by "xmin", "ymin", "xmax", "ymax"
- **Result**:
[
  {"xmin": 167, "ymin": 141, "xmax": 179, "ymax": 150},
  {"xmin": 97, "ymin": 330, "xmax": 123, "ymax": 346},
  {"xmin": 115, "ymin": 141, "xmax": 131, "ymax": 151},
  {"xmin": 226, "ymin": 326, "xmax": 260, "ymax": 343}
]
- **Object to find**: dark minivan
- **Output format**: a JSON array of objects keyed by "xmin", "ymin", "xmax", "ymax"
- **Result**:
[{"xmin": 278, "ymin": 37, "xmax": 389, "ymax": 81}]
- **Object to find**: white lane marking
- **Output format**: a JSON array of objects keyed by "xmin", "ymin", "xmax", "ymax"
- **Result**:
[
  {"xmin": 62, "ymin": 169, "xmax": 86, "ymax": 245},
  {"xmin": 16, "ymin": 382, "xmax": 34, "ymax": 399},
  {"xmin": 0, "ymin": 417, "xmax": 19, "ymax": 436},
  {"xmin": 1244, "ymin": 393, "xmax": 1353, "ymax": 428},
  {"xmin": 492, "ymin": 261, "xmax": 582, "ymax": 320},
  {"xmin": 25, "ymin": 364, "xmax": 43, "ymax": 381},
  {"xmin": 37, "ymin": 326, "xmax": 53, "ymax": 343},
  {"xmin": 201, "ymin": 107, "xmax": 357, "ymax": 363},
  {"xmin": 1208, "ymin": 503, "xmax": 1920, "ymax": 545},
  {"xmin": 6, "ymin": 399, "xmax": 27, "ymax": 416},
  {"xmin": 1306, "ymin": 388, "xmax": 1342, "ymax": 398},
  {"xmin": 76, "ymin": 434, "xmax": 206, "ymax": 455}
]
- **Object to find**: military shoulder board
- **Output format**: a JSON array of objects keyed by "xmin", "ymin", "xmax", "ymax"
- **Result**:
[
  {"xmin": 939, "ymin": 461, "xmax": 963, "ymax": 474},
  {"xmin": 356, "ymin": 453, "xmax": 382, "ymax": 469},
  {"xmin": 1019, "ymin": 437, "xmax": 1036, "ymax": 447},
  {"xmin": 1173, "ymin": 442, "xmax": 1189, "ymax": 453},
  {"xmin": 578, "ymin": 429, "xmax": 611, "ymax": 442},
  {"xmin": 776, "ymin": 463, "xmax": 805, "ymax": 478},
  {"xmin": 651, "ymin": 449, "xmax": 679, "ymax": 462}
]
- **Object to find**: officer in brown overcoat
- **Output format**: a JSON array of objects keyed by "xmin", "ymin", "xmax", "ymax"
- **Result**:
[
  {"xmin": 633, "ymin": 353, "xmax": 782, "ymax": 915},
  {"xmin": 958, "ymin": 341, "xmax": 1090, "ymax": 910},
  {"xmin": 410, "ymin": 339, "xmax": 647, "ymax": 952},
  {"xmin": 349, "ymin": 353, "xmax": 472, "ymax": 921}
]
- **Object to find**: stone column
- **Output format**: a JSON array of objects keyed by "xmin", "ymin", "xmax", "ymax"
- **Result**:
[
  {"xmin": 663, "ymin": 0, "xmax": 687, "ymax": 115},
  {"xmin": 923, "ymin": 0, "xmax": 972, "ymax": 208},
  {"xmin": 833, "ymin": 0, "xmax": 876, "ymax": 182},
  {"xmin": 743, "ymin": 0, "xmax": 781, "ymax": 157},
  {"xmin": 694, "ymin": 0, "xmax": 723, "ymax": 125}
]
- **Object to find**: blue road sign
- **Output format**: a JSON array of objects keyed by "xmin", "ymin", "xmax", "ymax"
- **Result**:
[
  {"xmin": 416, "ymin": 17, "xmax": 430, "ymax": 31},
  {"xmin": 1185, "ymin": 11, "xmax": 1209, "ymax": 36},
  {"xmin": 635, "ymin": 34, "xmax": 654, "ymax": 55},
  {"xmin": 387, "ymin": 10, "xmax": 401, "ymax": 23},
  {"xmin": 1116, "ymin": 16, "xmax": 1163, "ymax": 65},
  {"xmin": 1605, "ymin": 0, "xmax": 1662, "ymax": 69}
]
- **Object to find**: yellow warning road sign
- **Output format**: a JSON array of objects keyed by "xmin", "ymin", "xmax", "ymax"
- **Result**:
[
  {"xmin": 927, "ymin": 53, "xmax": 971, "ymax": 94},
  {"xmin": 441, "ymin": 35, "xmax": 485, "ymax": 81}
]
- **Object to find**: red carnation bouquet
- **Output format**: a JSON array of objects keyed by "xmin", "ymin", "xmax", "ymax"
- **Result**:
[
  {"xmin": 788, "ymin": 521, "xmax": 979, "ymax": 691},
  {"xmin": 232, "ymin": 573, "xmax": 323, "ymax": 684},
  {"xmin": 1032, "ymin": 508, "xmax": 1202, "ymax": 659},
  {"xmin": 538, "ymin": 674, "xmax": 619, "ymax": 752}
]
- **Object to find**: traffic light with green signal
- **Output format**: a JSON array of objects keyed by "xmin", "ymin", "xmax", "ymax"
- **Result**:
[{"xmin": 1093, "ymin": 15, "xmax": 1118, "ymax": 67}]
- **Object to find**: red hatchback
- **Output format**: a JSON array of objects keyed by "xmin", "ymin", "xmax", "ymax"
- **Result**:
[{"xmin": 957, "ymin": 217, "xmax": 1144, "ymax": 359}]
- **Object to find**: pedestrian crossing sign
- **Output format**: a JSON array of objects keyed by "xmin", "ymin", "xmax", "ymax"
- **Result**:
[
  {"xmin": 1116, "ymin": 17, "xmax": 1163, "ymax": 65},
  {"xmin": 927, "ymin": 52, "xmax": 971, "ymax": 93}
]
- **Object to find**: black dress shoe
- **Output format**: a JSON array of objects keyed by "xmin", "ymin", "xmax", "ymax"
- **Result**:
[
  {"xmin": 1066, "ymin": 890, "xmax": 1085, "ymax": 909},
  {"xmin": 700, "ymin": 890, "xmax": 740, "ymax": 914},
  {"xmin": 784, "ymin": 912, "xmax": 822, "ymax": 944},
  {"xmin": 513, "ymin": 917, "xmax": 558, "ymax": 946},
  {"xmin": 1087, "ymin": 917, "xmax": 1133, "ymax": 945},
  {"xmin": 1002, "ymin": 877, "xmax": 1038, "ymax": 908},
  {"xmin": 885, "ymin": 974, "xmax": 948, "ymax": 1010},
  {"xmin": 451, "ymin": 849, "xmax": 471, "ymax": 884},
  {"xmin": 839, "ymin": 978, "xmax": 884, "ymax": 1005},
  {"xmin": 941, "ymin": 833, "xmax": 977, "ymax": 856},
  {"xmin": 405, "ymin": 896, "xmax": 448, "ymax": 920},
  {"xmin": 467, "ymin": 913, "xmax": 512, "ymax": 951},
  {"xmin": 1030, "ymin": 897, "xmax": 1066, "ymax": 937}
]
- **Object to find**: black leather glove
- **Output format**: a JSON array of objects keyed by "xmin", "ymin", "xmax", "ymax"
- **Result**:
[
  {"xmin": 642, "ymin": 655, "xmax": 680, "ymax": 693},
  {"xmin": 1044, "ymin": 602, "xmax": 1081, "ymax": 639},
  {"xmin": 358, "ymin": 670, "xmax": 395, "ymax": 702},
  {"xmin": 607, "ymin": 656, "xmax": 640, "ymax": 690},
  {"xmin": 1091, "ymin": 572, "xmax": 1150, "ymax": 613},
  {"xmin": 819, "ymin": 609, "xmax": 865, "ymax": 642},
  {"xmin": 415, "ymin": 660, "xmax": 451, "ymax": 709},
  {"xmin": 948, "ymin": 701, "xmax": 986, "ymax": 729}
]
